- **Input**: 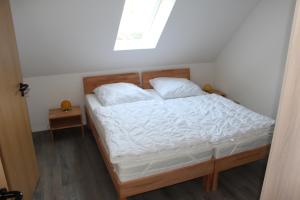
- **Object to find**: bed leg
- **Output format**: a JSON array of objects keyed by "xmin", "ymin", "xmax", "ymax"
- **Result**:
[
  {"xmin": 203, "ymin": 174, "xmax": 213, "ymax": 192},
  {"xmin": 85, "ymin": 110, "xmax": 91, "ymax": 130},
  {"xmin": 118, "ymin": 195, "xmax": 127, "ymax": 200},
  {"xmin": 211, "ymin": 171, "xmax": 219, "ymax": 191}
]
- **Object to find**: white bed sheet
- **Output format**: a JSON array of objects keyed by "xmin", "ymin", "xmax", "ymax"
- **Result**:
[
  {"xmin": 144, "ymin": 91, "xmax": 272, "ymax": 159},
  {"xmin": 85, "ymin": 93, "xmax": 213, "ymax": 182},
  {"xmin": 91, "ymin": 93, "xmax": 274, "ymax": 162},
  {"xmin": 145, "ymin": 89, "xmax": 164, "ymax": 101},
  {"xmin": 86, "ymin": 91, "xmax": 274, "ymax": 181}
]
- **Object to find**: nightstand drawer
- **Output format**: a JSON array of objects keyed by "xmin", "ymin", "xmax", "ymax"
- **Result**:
[
  {"xmin": 48, "ymin": 106, "xmax": 84, "ymax": 138},
  {"xmin": 49, "ymin": 115, "xmax": 82, "ymax": 130}
]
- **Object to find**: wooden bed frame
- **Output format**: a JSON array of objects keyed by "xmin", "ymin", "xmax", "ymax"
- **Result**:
[
  {"xmin": 83, "ymin": 71, "xmax": 214, "ymax": 200},
  {"xmin": 83, "ymin": 72, "xmax": 141, "ymax": 94},
  {"xmin": 211, "ymin": 145, "xmax": 270, "ymax": 191},
  {"xmin": 142, "ymin": 68, "xmax": 190, "ymax": 89},
  {"xmin": 82, "ymin": 68, "xmax": 270, "ymax": 199},
  {"xmin": 141, "ymin": 68, "xmax": 270, "ymax": 191}
]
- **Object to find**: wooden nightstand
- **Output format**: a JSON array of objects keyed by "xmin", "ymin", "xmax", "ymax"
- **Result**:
[
  {"xmin": 207, "ymin": 90, "xmax": 241, "ymax": 104},
  {"xmin": 207, "ymin": 89, "xmax": 226, "ymax": 97},
  {"xmin": 48, "ymin": 106, "xmax": 84, "ymax": 138}
]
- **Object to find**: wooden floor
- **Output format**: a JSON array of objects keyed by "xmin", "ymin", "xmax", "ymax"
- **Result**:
[{"xmin": 33, "ymin": 128, "xmax": 267, "ymax": 200}]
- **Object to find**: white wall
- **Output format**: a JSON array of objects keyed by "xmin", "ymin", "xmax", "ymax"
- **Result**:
[
  {"xmin": 214, "ymin": 0, "xmax": 295, "ymax": 118},
  {"xmin": 23, "ymin": 0, "xmax": 296, "ymax": 132},
  {"xmin": 25, "ymin": 63, "xmax": 215, "ymax": 132},
  {"xmin": 10, "ymin": 0, "xmax": 259, "ymax": 77}
]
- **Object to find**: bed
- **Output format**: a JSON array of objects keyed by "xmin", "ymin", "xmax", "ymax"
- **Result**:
[
  {"xmin": 83, "ymin": 69, "xmax": 273, "ymax": 199},
  {"xmin": 141, "ymin": 68, "xmax": 273, "ymax": 190},
  {"xmin": 83, "ymin": 71, "xmax": 214, "ymax": 200}
]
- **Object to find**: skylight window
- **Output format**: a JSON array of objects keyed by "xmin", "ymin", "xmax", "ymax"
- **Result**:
[{"xmin": 114, "ymin": 0, "xmax": 176, "ymax": 51}]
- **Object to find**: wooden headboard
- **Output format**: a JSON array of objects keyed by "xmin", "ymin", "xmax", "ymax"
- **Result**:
[
  {"xmin": 141, "ymin": 68, "xmax": 190, "ymax": 89},
  {"xmin": 83, "ymin": 73, "xmax": 140, "ymax": 94}
]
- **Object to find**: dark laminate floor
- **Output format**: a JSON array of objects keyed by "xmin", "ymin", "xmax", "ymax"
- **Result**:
[{"xmin": 33, "ymin": 128, "xmax": 267, "ymax": 200}]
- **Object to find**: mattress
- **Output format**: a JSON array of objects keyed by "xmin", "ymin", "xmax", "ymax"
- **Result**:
[
  {"xmin": 86, "ymin": 91, "xmax": 274, "ymax": 181},
  {"xmin": 86, "ymin": 93, "xmax": 213, "ymax": 182},
  {"xmin": 175, "ymin": 95, "xmax": 274, "ymax": 159},
  {"xmin": 212, "ymin": 131, "xmax": 272, "ymax": 158}
]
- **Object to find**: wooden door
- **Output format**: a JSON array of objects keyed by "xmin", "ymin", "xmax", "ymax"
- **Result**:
[
  {"xmin": 260, "ymin": 1, "xmax": 300, "ymax": 200},
  {"xmin": 0, "ymin": 0, "xmax": 39, "ymax": 199}
]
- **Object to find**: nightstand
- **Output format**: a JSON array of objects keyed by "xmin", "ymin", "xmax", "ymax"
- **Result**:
[
  {"xmin": 48, "ymin": 106, "xmax": 84, "ymax": 138},
  {"xmin": 207, "ymin": 89, "xmax": 226, "ymax": 97},
  {"xmin": 207, "ymin": 89, "xmax": 240, "ymax": 104}
]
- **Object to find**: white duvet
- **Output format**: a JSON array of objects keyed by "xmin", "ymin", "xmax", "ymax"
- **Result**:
[{"xmin": 93, "ymin": 94, "xmax": 274, "ymax": 163}]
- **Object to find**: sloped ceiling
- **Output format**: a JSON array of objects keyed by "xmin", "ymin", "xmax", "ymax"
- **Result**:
[{"xmin": 10, "ymin": 0, "xmax": 261, "ymax": 77}]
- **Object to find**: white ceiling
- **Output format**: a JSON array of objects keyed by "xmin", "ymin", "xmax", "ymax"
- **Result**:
[{"xmin": 10, "ymin": 0, "xmax": 261, "ymax": 77}]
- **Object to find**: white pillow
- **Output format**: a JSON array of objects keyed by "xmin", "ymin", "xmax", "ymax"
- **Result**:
[
  {"xmin": 93, "ymin": 83, "xmax": 153, "ymax": 106},
  {"xmin": 149, "ymin": 77, "xmax": 205, "ymax": 99}
]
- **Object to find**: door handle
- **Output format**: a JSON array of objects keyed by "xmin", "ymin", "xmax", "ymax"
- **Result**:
[
  {"xmin": 0, "ymin": 188, "xmax": 23, "ymax": 200},
  {"xmin": 19, "ymin": 83, "xmax": 30, "ymax": 97}
]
